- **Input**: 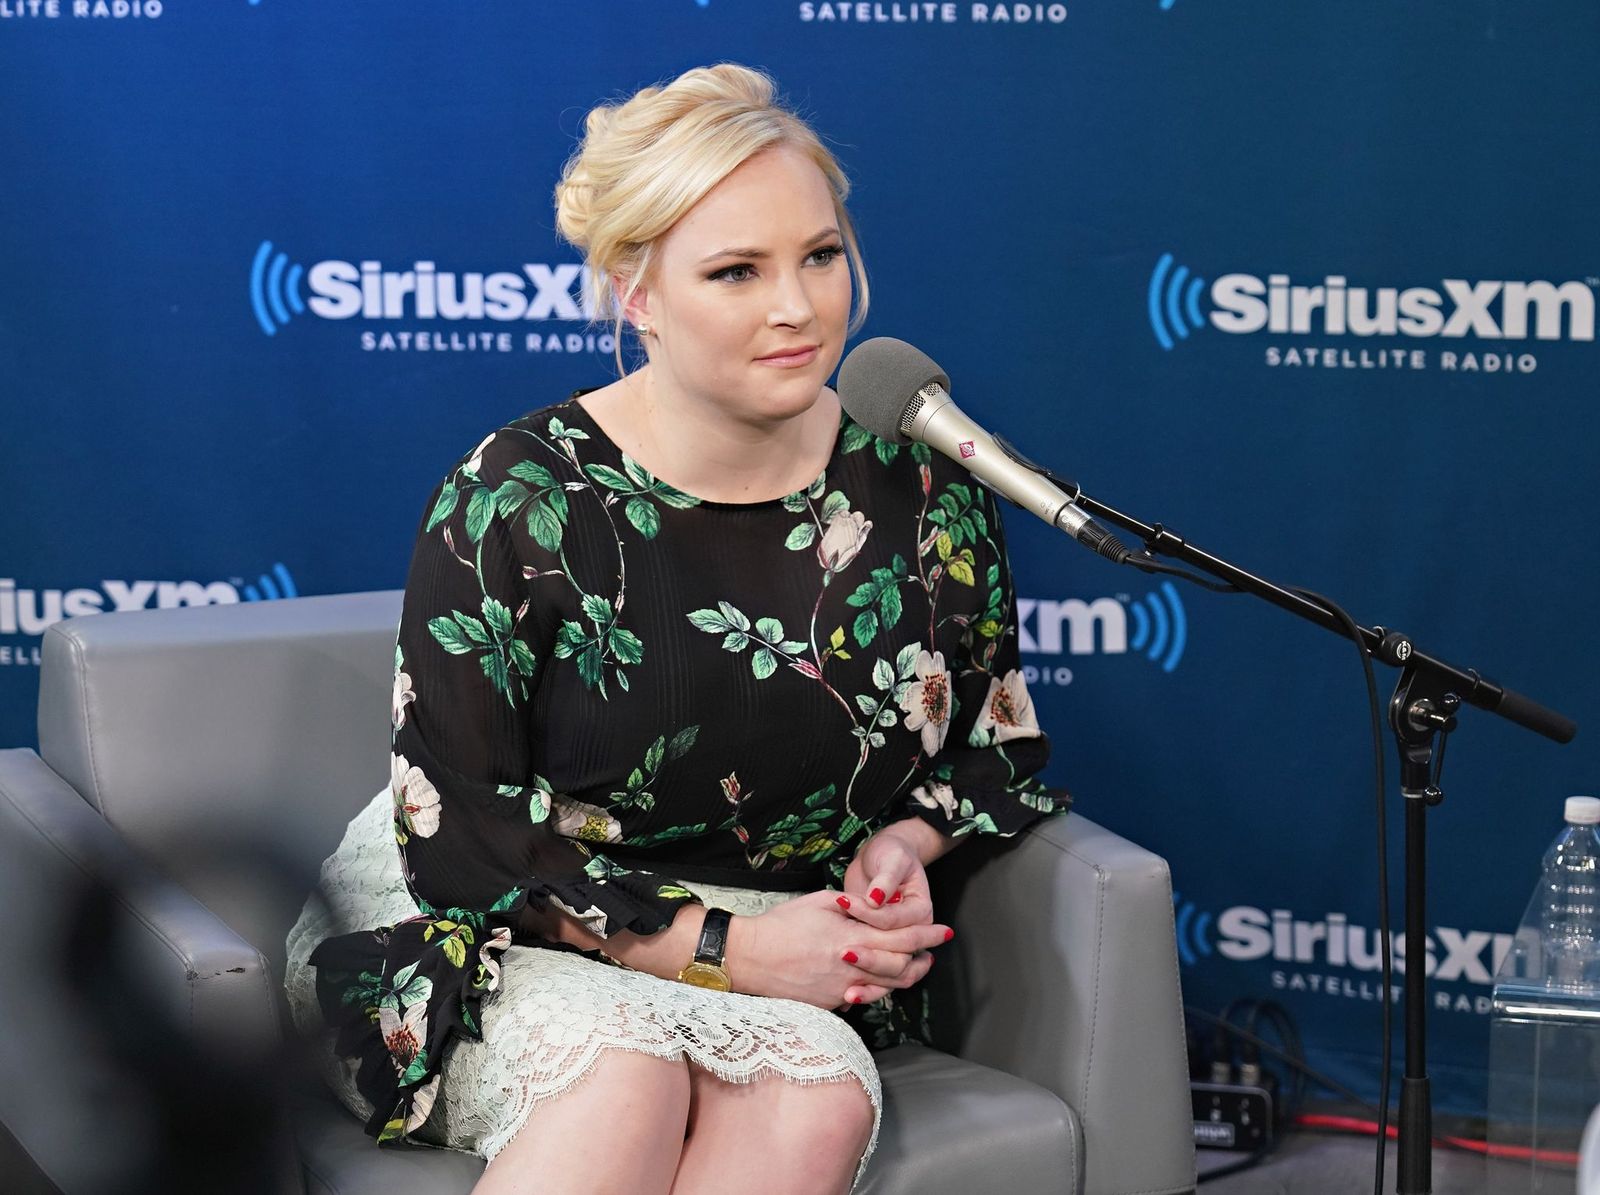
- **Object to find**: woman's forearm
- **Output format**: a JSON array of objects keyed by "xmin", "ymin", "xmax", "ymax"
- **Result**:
[{"xmin": 521, "ymin": 896, "xmax": 711, "ymax": 982}]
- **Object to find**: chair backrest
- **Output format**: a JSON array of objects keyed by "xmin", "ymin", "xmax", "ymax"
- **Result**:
[{"xmin": 37, "ymin": 590, "xmax": 403, "ymax": 975}]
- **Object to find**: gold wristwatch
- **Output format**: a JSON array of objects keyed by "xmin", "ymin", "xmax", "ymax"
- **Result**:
[{"xmin": 677, "ymin": 906, "xmax": 733, "ymax": 991}]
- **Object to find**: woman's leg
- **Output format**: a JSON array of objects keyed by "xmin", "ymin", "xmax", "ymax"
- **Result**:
[
  {"xmin": 473, "ymin": 1049, "xmax": 692, "ymax": 1195},
  {"xmin": 669, "ymin": 1064, "xmax": 875, "ymax": 1195}
]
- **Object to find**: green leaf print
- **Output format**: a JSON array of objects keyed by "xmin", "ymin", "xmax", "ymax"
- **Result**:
[
  {"xmin": 465, "ymin": 487, "xmax": 497, "ymax": 545},
  {"xmin": 488, "ymin": 887, "xmax": 525, "ymax": 913},
  {"xmin": 609, "ymin": 627, "xmax": 643, "ymax": 664},
  {"xmin": 840, "ymin": 422, "xmax": 873, "ymax": 454},
  {"xmin": 507, "ymin": 460, "xmax": 558, "ymax": 489},
  {"xmin": 624, "ymin": 823, "xmax": 708, "ymax": 848},
  {"xmin": 852, "ymin": 609, "xmax": 878, "ymax": 648},
  {"xmin": 784, "ymin": 522, "xmax": 817, "ymax": 549},
  {"xmin": 525, "ymin": 501, "xmax": 564, "ymax": 553},
  {"xmin": 581, "ymin": 593, "xmax": 613, "ymax": 627},
  {"xmin": 584, "ymin": 463, "xmax": 632, "ymax": 492},
  {"xmin": 688, "ymin": 608, "xmax": 735, "ymax": 633},
  {"xmin": 428, "ymin": 614, "xmax": 480, "ymax": 655},
  {"xmin": 625, "ymin": 497, "xmax": 661, "ymax": 539},
  {"xmin": 546, "ymin": 416, "xmax": 589, "ymax": 442},
  {"xmin": 656, "ymin": 884, "xmax": 695, "ymax": 900},
  {"xmin": 483, "ymin": 597, "xmax": 513, "ymax": 639},
  {"xmin": 872, "ymin": 658, "xmax": 895, "ymax": 691},
  {"xmin": 426, "ymin": 481, "xmax": 460, "ymax": 532},
  {"xmin": 751, "ymin": 648, "xmax": 778, "ymax": 680}
]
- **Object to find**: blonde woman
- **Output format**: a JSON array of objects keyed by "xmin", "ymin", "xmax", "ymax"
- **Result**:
[{"xmin": 286, "ymin": 62, "xmax": 1068, "ymax": 1195}]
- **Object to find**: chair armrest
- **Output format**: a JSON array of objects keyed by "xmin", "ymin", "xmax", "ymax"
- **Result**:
[
  {"xmin": 933, "ymin": 813, "xmax": 1195, "ymax": 1195},
  {"xmin": 0, "ymin": 747, "xmax": 302, "ymax": 1195}
]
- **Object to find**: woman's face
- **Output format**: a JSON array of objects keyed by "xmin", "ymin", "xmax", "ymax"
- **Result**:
[{"xmin": 626, "ymin": 143, "xmax": 853, "ymax": 425}]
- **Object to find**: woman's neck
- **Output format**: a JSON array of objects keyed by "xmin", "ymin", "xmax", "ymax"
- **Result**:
[{"xmin": 588, "ymin": 366, "xmax": 841, "ymax": 504}]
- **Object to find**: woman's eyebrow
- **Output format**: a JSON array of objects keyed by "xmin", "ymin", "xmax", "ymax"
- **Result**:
[{"xmin": 698, "ymin": 227, "xmax": 841, "ymax": 263}]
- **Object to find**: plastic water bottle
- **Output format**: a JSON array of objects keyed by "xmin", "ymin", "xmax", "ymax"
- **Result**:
[{"xmin": 1540, "ymin": 796, "xmax": 1600, "ymax": 991}]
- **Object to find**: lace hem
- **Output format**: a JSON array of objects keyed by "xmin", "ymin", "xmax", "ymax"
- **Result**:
[{"xmin": 285, "ymin": 788, "xmax": 881, "ymax": 1186}]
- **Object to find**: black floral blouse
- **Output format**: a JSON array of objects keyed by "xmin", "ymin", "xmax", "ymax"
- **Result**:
[{"xmin": 310, "ymin": 391, "xmax": 1070, "ymax": 1143}]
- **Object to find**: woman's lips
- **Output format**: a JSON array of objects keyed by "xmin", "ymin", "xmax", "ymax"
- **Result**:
[{"xmin": 755, "ymin": 345, "xmax": 819, "ymax": 367}]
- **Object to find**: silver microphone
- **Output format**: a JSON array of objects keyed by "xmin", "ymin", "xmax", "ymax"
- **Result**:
[{"xmin": 837, "ymin": 337, "xmax": 1130, "ymax": 562}]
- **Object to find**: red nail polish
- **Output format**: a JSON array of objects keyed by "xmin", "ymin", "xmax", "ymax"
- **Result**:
[
  {"xmin": 836, "ymin": 895, "xmax": 851, "ymax": 911},
  {"xmin": 869, "ymin": 887, "xmax": 886, "ymax": 906},
  {"xmin": 889, "ymin": 891, "xmax": 902, "ymax": 904},
  {"xmin": 943, "ymin": 928, "xmax": 955, "ymax": 942},
  {"xmin": 842, "ymin": 950, "xmax": 858, "ymax": 964},
  {"xmin": 849, "ymin": 994, "xmax": 861, "ymax": 1004}
]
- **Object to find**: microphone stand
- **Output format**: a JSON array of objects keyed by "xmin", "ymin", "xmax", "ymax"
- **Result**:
[{"xmin": 1001, "ymin": 448, "xmax": 1576, "ymax": 1195}]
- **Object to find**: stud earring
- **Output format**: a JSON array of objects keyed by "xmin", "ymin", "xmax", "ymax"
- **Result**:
[{"xmin": 635, "ymin": 323, "xmax": 652, "ymax": 337}]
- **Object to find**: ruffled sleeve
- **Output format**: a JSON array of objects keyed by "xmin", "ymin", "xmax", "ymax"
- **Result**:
[
  {"xmin": 900, "ymin": 481, "xmax": 1071, "ymax": 838},
  {"xmin": 309, "ymin": 429, "xmax": 697, "ymax": 1142}
]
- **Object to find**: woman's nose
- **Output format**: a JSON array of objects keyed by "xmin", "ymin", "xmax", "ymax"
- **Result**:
[{"xmin": 767, "ymin": 269, "xmax": 817, "ymax": 328}]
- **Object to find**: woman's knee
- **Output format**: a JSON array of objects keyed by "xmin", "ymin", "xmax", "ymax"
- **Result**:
[
  {"xmin": 592, "ymin": 1049, "xmax": 693, "ymax": 1124},
  {"xmin": 781, "ymin": 1079, "xmax": 875, "ymax": 1159},
  {"xmin": 690, "ymin": 1069, "xmax": 873, "ymax": 1158}
]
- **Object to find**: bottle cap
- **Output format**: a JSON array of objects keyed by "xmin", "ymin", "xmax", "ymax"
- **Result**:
[{"xmin": 1565, "ymin": 796, "xmax": 1600, "ymax": 824}]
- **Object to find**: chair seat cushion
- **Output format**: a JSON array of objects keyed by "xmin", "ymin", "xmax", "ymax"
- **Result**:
[
  {"xmin": 859, "ymin": 1044, "xmax": 1081, "ymax": 1195},
  {"xmin": 295, "ymin": 1042, "xmax": 1080, "ymax": 1195}
]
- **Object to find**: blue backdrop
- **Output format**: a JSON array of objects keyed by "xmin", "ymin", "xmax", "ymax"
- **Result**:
[{"xmin": 3, "ymin": 0, "xmax": 1596, "ymax": 1119}]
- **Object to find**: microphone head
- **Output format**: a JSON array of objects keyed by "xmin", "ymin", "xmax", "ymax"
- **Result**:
[{"xmin": 836, "ymin": 337, "xmax": 950, "ymax": 446}]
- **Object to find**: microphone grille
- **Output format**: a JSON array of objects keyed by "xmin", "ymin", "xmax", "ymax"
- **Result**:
[{"xmin": 898, "ymin": 383, "xmax": 942, "ymax": 437}]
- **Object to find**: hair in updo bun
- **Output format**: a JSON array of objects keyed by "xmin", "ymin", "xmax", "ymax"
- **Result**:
[{"xmin": 553, "ymin": 62, "xmax": 870, "ymax": 378}]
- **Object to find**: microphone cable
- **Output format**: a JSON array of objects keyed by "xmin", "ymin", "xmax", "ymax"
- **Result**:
[{"xmin": 1286, "ymin": 585, "xmax": 1394, "ymax": 1195}]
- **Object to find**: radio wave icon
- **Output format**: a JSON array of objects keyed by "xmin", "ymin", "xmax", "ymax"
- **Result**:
[
  {"xmin": 1126, "ymin": 581, "xmax": 1187, "ymax": 672},
  {"xmin": 240, "ymin": 563, "xmax": 299, "ymax": 602},
  {"xmin": 1172, "ymin": 891, "xmax": 1213, "ymax": 967},
  {"xmin": 1148, "ymin": 253, "xmax": 1207, "ymax": 350},
  {"xmin": 250, "ymin": 240, "xmax": 308, "ymax": 336}
]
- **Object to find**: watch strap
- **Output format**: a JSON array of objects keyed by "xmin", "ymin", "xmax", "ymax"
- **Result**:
[{"xmin": 694, "ymin": 907, "xmax": 733, "ymax": 967}]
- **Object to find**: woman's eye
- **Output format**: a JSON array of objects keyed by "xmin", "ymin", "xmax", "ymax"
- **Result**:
[{"xmin": 708, "ymin": 246, "xmax": 846, "ymax": 284}]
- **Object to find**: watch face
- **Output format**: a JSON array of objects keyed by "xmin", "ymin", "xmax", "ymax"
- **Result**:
[{"xmin": 678, "ymin": 962, "xmax": 732, "ymax": 991}]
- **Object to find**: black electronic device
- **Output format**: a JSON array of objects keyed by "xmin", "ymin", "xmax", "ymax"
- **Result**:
[{"xmin": 1192, "ymin": 1079, "xmax": 1275, "ymax": 1152}]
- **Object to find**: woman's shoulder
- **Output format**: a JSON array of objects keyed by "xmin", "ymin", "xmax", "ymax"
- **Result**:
[{"xmin": 437, "ymin": 395, "xmax": 599, "ymax": 487}]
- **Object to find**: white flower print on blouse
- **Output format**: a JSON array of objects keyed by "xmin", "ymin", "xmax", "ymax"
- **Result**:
[
  {"xmin": 403, "ymin": 1074, "xmax": 441, "ymax": 1134},
  {"xmin": 380, "ymin": 1000, "xmax": 428, "ymax": 1078},
  {"xmin": 465, "ymin": 431, "xmax": 496, "ymax": 477},
  {"xmin": 551, "ymin": 795, "xmax": 622, "ymax": 843},
  {"xmin": 392, "ymin": 669, "xmax": 416, "ymax": 731},
  {"xmin": 391, "ymin": 752, "xmax": 442, "ymax": 841},
  {"xmin": 818, "ymin": 509, "xmax": 872, "ymax": 573},
  {"xmin": 974, "ymin": 668, "xmax": 1041, "ymax": 744},
  {"xmin": 898, "ymin": 649, "xmax": 952, "ymax": 756},
  {"xmin": 909, "ymin": 780, "xmax": 958, "ymax": 819}
]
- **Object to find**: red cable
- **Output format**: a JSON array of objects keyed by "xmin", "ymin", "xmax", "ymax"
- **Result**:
[{"xmin": 1293, "ymin": 1113, "xmax": 1581, "ymax": 1168}]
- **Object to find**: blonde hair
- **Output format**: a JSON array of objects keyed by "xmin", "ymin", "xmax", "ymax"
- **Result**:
[{"xmin": 553, "ymin": 62, "xmax": 871, "ymax": 379}]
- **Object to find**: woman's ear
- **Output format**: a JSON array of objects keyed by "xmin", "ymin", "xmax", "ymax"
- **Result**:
[{"xmin": 613, "ymin": 273, "xmax": 652, "ymax": 330}]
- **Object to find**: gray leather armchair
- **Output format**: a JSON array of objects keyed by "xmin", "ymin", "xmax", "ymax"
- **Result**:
[{"xmin": 0, "ymin": 591, "xmax": 1195, "ymax": 1195}]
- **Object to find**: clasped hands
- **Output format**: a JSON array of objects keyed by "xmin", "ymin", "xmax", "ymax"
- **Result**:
[{"xmin": 735, "ymin": 819, "xmax": 953, "ymax": 1011}]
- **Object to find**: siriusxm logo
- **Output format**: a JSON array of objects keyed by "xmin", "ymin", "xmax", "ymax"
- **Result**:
[
  {"xmin": 1172, "ymin": 893, "xmax": 1513, "ymax": 986},
  {"xmin": 1148, "ymin": 252, "xmax": 1596, "ymax": 350},
  {"xmin": 1017, "ymin": 581, "xmax": 1186, "ymax": 673},
  {"xmin": 0, "ymin": 564, "xmax": 298, "ymax": 637},
  {"xmin": 249, "ymin": 240, "xmax": 598, "ymax": 336}
]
